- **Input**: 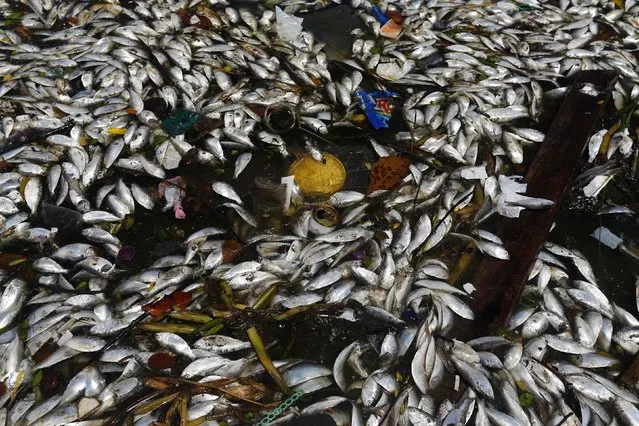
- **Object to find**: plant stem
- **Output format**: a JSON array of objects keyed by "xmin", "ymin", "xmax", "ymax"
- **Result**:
[
  {"xmin": 247, "ymin": 326, "xmax": 290, "ymax": 395},
  {"xmin": 139, "ymin": 323, "xmax": 197, "ymax": 334},
  {"xmin": 252, "ymin": 284, "xmax": 279, "ymax": 310}
]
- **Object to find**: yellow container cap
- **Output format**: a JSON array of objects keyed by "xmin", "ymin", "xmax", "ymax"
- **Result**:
[{"xmin": 289, "ymin": 153, "xmax": 346, "ymax": 197}]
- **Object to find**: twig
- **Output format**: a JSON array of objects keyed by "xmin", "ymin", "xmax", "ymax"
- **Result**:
[{"xmin": 247, "ymin": 326, "xmax": 291, "ymax": 395}]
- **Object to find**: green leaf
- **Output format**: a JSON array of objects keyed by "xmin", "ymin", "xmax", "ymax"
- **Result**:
[
  {"xmin": 153, "ymin": 133, "xmax": 169, "ymax": 145},
  {"xmin": 123, "ymin": 215, "xmax": 136, "ymax": 231},
  {"xmin": 32, "ymin": 370, "xmax": 43, "ymax": 388},
  {"xmin": 519, "ymin": 392, "xmax": 534, "ymax": 408}
]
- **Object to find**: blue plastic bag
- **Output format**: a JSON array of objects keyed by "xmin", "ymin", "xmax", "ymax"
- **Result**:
[{"xmin": 354, "ymin": 89, "xmax": 400, "ymax": 130}]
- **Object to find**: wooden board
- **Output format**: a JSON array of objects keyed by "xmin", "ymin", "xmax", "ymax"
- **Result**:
[{"xmin": 468, "ymin": 70, "xmax": 618, "ymax": 330}]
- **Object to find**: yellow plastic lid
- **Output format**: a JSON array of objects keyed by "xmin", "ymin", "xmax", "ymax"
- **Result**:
[{"xmin": 289, "ymin": 153, "xmax": 346, "ymax": 197}]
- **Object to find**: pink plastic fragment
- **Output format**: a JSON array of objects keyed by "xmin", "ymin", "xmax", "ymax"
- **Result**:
[
  {"xmin": 174, "ymin": 204, "xmax": 185, "ymax": 219},
  {"xmin": 158, "ymin": 176, "xmax": 187, "ymax": 219}
]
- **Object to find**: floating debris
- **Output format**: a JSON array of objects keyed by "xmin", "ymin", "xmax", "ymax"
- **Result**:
[
  {"xmin": 117, "ymin": 245, "xmax": 136, "ymax": 262},
  {"xmin": 354, "ymin": 89, "xmax": 400, "ymax": 129},
  {"xmin": 161, "ymin": 109, "xmax": 201, "ymax": 136},
  {"xmin": 289, "ymin": 153, "xmax": 346, "ymax": 197},
  {"xmin": 372, "ymin": 6, "xmax": 403, "ymax": 39},
  {"xmin": 592, "ymin": 226, "xmax": 623, "ymax": 250}
]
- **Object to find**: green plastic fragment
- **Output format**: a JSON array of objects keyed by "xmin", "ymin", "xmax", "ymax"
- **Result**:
[{"xmin": 161, "ymin": 109, "xmax": 200, "ymax": 136}]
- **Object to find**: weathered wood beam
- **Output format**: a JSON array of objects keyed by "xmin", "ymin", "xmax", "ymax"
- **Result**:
[{"xmin": 469, "ymin": 70, "xmax": 618, "ymax": 329}]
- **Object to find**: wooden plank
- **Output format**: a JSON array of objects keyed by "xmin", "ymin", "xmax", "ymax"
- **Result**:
[
  {"xmin": 468, "ymin": 70, "xmax": 618, "ymax": 329},
  {"xmin": 434, "ymin": 70, "xmax": 618, "ymax": 407}
]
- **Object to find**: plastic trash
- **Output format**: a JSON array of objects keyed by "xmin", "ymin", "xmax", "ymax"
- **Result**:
[
  {"xmin": 117, "ymin": 246, "xmax": 136, "ymax": 262},
  {"xmin": 161, "ymin": 109, "xmax": 200, "ymax": 136},
  {"xmin": 276, "ymin": 7, "xmax": 304, "ymax": 42},
  {"xmin": 38, "ymin": 202, "xmax": 83, "ymax": 232},
  {"xmin": 263, "ymin": 103, "xmax": 297, "ymax": 133},
  {"xmin": 371, "ymin": 6, "xmax": 402, "ymax": 39},
  {"xmin": 280, "ymin": 175, "xmax": 299, "ymax": 212},
  {"xmin": 591, "ymin": 226, "xmax": 623, "ymax": 249},
  {"xmin": 354, "ymin": 89, "xmax": 400, "ymax": 130},
  {"xmin": 289, "ymin": 153, "xmax": 346, "ymax": 197},
  {"xmin": 158, "ymin": 176, "xmax": 187, "ymax": 219},
  {"xmin": 309, "ymin": 204, "xmax": 339, "ymax": 235},
  {"xmin": 253, "ymin": 177, "xmax": 302, "ymax": 215}
]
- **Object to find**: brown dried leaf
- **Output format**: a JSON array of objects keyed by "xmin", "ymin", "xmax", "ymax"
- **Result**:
[
  {"xmin": 222, "ymin": 240, "xmax": 243, "ymax": 263},
  {"xmin": 148, "ymin": 353, "xmax": 177, "ymax": 371},
  {"xmin": 599, "ymin": 122, "xmax": 619, "ymax": 157},
  {"xmin": 367, "ymin": 156, "xmax": 411, "ymax": 194}
]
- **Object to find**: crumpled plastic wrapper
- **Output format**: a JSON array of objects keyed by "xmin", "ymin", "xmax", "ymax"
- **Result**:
[{"xmin": 276, "ymin": 7, "xmax": 304, "ymax": 42}]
